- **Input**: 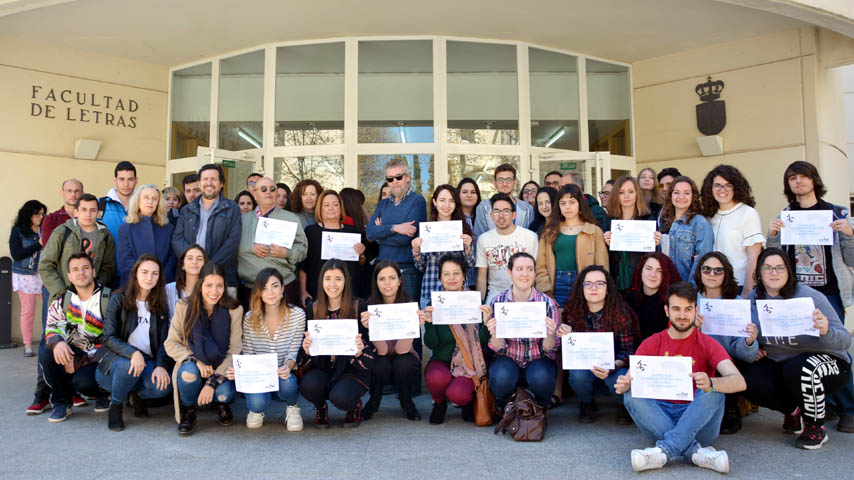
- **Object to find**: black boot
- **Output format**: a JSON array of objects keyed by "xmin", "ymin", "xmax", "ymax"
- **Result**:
[
  {"xmin": 362, "ymin": 395, "xmax": 381, "ymax": 421},
  {"xmin": 461, "ymin": 403, "xmax": 475, "ymax": 423},
  {"xmin": 217, "ymin": 403, "xmax": 234, "ymax": 426},
  {"xmin": 720, "ymin": 406, "xmax": 742, "ymax": 434},
  {"xmin": 429, "ymin": 401, "xmax": 448, "ymax": 425},
  {"xmin": 178, "ymin": 405, "xmax": 196, "ymax": 436},
  {"xmin": 131, "ymin": 392, "xmax": 149, "ymax": 418},
  {"xmin": 108, "ymin": 403, "xmax": 124, "ymax": 432}
]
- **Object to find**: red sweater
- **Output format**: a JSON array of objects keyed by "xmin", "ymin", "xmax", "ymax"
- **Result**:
[{"xmin": 41, "ymin": 207, "xmax": 72, "ymax": 247}]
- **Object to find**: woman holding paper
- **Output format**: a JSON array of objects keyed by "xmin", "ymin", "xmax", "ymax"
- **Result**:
[
  {"xmin": 602, "ymin": 176, "xmax": 661, "ymax": 294},
  {"xmin": 224, "ymin": 268, "xmax": 305, "ymax": 430},
  {"xmin": 96, "ymin": 255, "xmax": 173, "ymax": 431},
  {"xmin": 559, "ymin": 265, "xmax": 638, "ymax": 424},
  {"xmin": 299, "ymin": 259, "xmax": 374, "ymax": 428},
  {"xmin": 165, "ymin": 262, "xmax": 243, "ymax": 436},
  {"xmin": 166, "ymin": 244, "xmax": 207, "ymax": 319},
  {"xmin": 536, "ymin": 184, "xmax": 608, "ymax": 307},
  {"xmin": 693, "ymin": 251, "xmax": 759, "ymax": 434},
  {"xmin": 741, "ymin": 248, "xmax": 852, "ymax": 449},
  {"xmin": 657, "ymin": 176, "xmax": 714, "ymax": 283},
  {"xmin": 485, "ymin": 252, "xmax": 561, "ymax": 409},
  {"xmin": 413, "ymin": 185, "xmax": 474, "ymax": 309},
  {"xmin": 421, "ymin": 254, "xmax": 492, "ymax": 424},
  {"xmin": 299, "ymin": 190, "xmax": 364, "ymax": 307},
  {"xmin": 360, "ymin": 260, "xmax": 423, "ymax": 421},
  {"xmin": 626, "ymin": 253, "xmax": 682, "ymax": 339}
]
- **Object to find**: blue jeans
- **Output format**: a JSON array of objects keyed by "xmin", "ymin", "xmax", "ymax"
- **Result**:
[
  {"xmin": 489, "ymin": 356, "xmax": 556, "ymax": 407},
  {"xmin": 568, "ymin": 367, "xmax": 625, "ymax": 403},
  {"xmin": 623, "ymin": 388, "xmax": 725, "ymax": 463},
  {"xmin": 96, "ymin": 357, "xmax": 172, "ymax": 404},
  {"xmin": 176, "ymin": 361, "xmax": 236, "ymax": 406},
  {"xmin": 245, "ymin": 375, "xmax": 300, "ymax": 413},
  {"xmin": 553, "ymin": 270, "xmax": 577, "ymax": 308}
]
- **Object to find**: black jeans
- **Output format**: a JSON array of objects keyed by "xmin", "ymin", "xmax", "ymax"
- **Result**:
[
  {"xmin": 38, "ymin": 346, "xmax": 105, "ymax": 406},
  {"xmin": 299, "ymin": 369, "xmax": 367, "ymax": 412},
  {"xmin": 367, "ymin": 353, "xmax": 421, "ymax": 414},
  {"xmin": 742, "ymin": 352, "xmax": 851, "ymax": 426}
]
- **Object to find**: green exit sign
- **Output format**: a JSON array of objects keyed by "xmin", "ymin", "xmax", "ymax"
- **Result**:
[
  {"xmin": 560, "ymin": 162, "xmax": 577, "ymax": 171},
  {"xmin": 221, "ymin": 159, "xmax": 236, "ymax": 168}
]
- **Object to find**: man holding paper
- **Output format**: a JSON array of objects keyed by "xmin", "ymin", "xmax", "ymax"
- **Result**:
[{"xmin": 615, "ymin": 282, "xmax": 745, "ymax": 474}]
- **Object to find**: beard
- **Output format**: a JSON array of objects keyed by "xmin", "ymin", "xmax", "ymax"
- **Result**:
[
  {"xmin": 202, "ymin": 188, "xmax": 219, "ymax": 200},
  {"xmin": 669, "ymin": 317, "xmax": 695, "ymax": 333}
]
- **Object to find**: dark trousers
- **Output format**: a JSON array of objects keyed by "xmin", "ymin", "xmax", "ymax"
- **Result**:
[
  {"xmin": 822, "ymin": 292, "xmax": 854, "ymax": 416},
  {"xmin": 33, "ymin": 286, "xmax": 51, "ymax": 400},
  {"xmin": 299, "ymin": 369, "xmax": 367, "ymax": 412},
  {"xmin": 742, "ymin": 352, "xmax": 850, "ymax": 426},
  {"xmin": 366, "ymin": 353, "xmax": 421, "ymax": 414},
  {"xmin": 38, "ymin": 346, "xmax": 104, "ymax": 406}
]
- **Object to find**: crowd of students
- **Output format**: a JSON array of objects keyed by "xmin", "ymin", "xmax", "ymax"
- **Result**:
[{"xmin": 8, "ymin": 156, "xmax": 854, "ymax": 474}]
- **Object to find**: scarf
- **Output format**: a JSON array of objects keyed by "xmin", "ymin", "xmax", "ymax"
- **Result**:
[
  {"xmin": 188, "ymin": 306, "xmax": 232, "ymax": 367},
  {"xmin": 449, "ymin": 323, "xmax": 487, "ymax": 380}
]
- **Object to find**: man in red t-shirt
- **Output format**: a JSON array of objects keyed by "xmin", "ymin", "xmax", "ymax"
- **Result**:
[{"xmin": 614, "ymin": 282, "xmax": 745, "ymax": 474}]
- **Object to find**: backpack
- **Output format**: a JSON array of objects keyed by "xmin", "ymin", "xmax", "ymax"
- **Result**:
[
  {"xmin": 61, "ymin": 287, "xmax": 112, "ymax": 325},
  {"xmin": 493, "ymin": 388, "xmax": 547, "ymax": 442}
]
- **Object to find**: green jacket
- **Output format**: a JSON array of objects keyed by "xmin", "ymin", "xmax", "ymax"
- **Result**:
[
  {"xmin": 38, "ymin": 219, "xmax": 116, "ymax": 302},
  {"xmin": 238, "ymin": 207, "xmax": 308, "ymax": 286},
  {"xmin": 424, "ymin": 322, "xmax": 490, "ymax": 363}
]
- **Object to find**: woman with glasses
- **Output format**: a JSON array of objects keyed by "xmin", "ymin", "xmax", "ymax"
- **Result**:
[
  {"xmin": 520, "ymin": 181, "xmax": 539, "ymax": 209},
  {"xmin": 741, "ymin": 248, "xmax": 851, "ymax": 449},
  {"xmin": 658, "ymin": 176, "xmax": 714, "ymax": 283},
  {"xmin": 693, "ymin": 251, "xmax": 759, "ymax": 434},
  {"xmin": 700, "ymin": 165, "xmax": 764, "ymax": 294},
  {"xmin": 637, "ymin": 168, "xmax": 662, "ymax": 218},
  {"xmin": 625, "ymin": 252, "xmax": 682, "ymax": 340},
  {"xmin": 529, "ymin": 186, "xmax": 558, "ymax": 235},
  {"xmin": 559, "ymin": 265, "xmax": 638, "ymax": 424},
  {"xmin": 598, "ymin": 180, "xmax": 614, "ymax": 211}
]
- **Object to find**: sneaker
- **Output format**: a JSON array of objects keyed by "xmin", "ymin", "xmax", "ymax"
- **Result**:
[
  {"xmin": 26, "ymin": 396, "xmax": 50, "ymax": 415},
  {"xmin": 783, "ymin": 407, "xmax": 804, "ymax": 434},
  {"xmin": 430, "ymin": 401, "xmax": 448, "ymax": 425},
  {"xmin": 631, "ymin": 447, "xmax": 667, "ymax": 472},
  {"xmin": 23, "ymin": 347, "xmax": 34, "ymax": 357},
  {"xmin": 692, "ymin": 446, "xmax": 730, "ymax": 473},
  {"xmin": 94, "ymin": 396, "xmax": 111, "ymax": 413},
  {"xmin": 48, "ymin": 404, "xmax": 71, "ymax": 423},
  {"xmin": 795, "ymin": 424, "xmax": 829, "ymax": 450},
  {"xmin": 313, "ymin": 403, "xmax": 331, "ymax": 429},
  {"xmin": 72, "ymin": 396, "xmax": 88, "ymax": 408},
  {"xmin": 344, "ymin": 399, "xmax": 362, "ymax": 428},
  {"xmin": 286, "ymin": 405, "xmax": 303, "ymax": 432},
  {"xmin": 837, "ymin": 414, "xmax": 854, "ymax": 433},
  {"xmin": 578, "ymin": 401, "xmax": 596, "ymax": 424},
  {"xmin": 246, "ymin": 411, "xmax": 264, "ymax": 429}
]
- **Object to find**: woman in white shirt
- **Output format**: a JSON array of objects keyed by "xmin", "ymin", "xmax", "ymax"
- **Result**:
[{"xmin": 165, "ymin": 244, "xmax": 207, "ymax": 319}]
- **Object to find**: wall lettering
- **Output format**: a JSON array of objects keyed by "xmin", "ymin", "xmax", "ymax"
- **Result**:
[{"xmin": 29, "ymin": 85, "xmax": 138, "ymax": 128}]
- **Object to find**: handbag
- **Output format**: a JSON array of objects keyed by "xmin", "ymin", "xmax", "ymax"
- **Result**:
[
  {"xmin": 493, "ymin": 388, "xmax": 547, "ymax": 442},
  {"xmin": 449, "ymin": 326, "xmax": 496, "ymax": 427}
]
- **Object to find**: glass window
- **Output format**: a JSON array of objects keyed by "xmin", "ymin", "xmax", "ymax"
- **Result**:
[
  {"xmin": 586, "ymin": 59, "xmax": 632, "ymax": 156},
  {"xmin": 447, "ymin": 155, "xmax": 521, "ymax": 199},
  {"xmin": 447, "ymin": 41, "xmax": 519, "ymax": 145},
  {"xmin": 358, "ymin": 155, "xmax": 434, "ymax": 214},
  {"xmin": 170, "ymin": 63, "xmax": 211, "ymax": 159},
  {"xmin": 275, "ymin": 43, "xmax": 345, "ymax": 146},
  {"xmin": 274, "ymin": 156, "xmax": 345, "ymax": 193},
  {"xmin": 529, "ymin": 48, "xmax": 579, "ymax": 150},
  {"xmin": 218, "ymin": 50, "xmax": 265, "ymax": 151},
  {"xmin": 358, "ymin": 40, "xmax": 433, "ymax": 143}
]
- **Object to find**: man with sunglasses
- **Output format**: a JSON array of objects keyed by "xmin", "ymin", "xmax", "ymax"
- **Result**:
[
  {"xmin": 367, "ymin": 157, "xmax": 427, "ymax": 302},
  {"xmin": 473, "ymin": 164, "xmax": 534, "ymax": 237}
]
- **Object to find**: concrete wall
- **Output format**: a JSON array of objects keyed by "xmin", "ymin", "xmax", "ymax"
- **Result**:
[
  {"xmin": 0, "ymin": 36, "xmax": 168, "ymax": 345},
  {"xmin": 842, "ymin": 65, "xmax": 854, "ymax": 189}
]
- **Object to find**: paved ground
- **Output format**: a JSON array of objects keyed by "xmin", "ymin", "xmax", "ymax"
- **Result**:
[{"xmin": 2, "ymin": 347, "xmax": 853, "ymax": 479}]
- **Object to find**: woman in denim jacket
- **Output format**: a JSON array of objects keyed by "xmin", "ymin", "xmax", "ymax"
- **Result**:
[
  {"xmin": 658, "ymin": 176, "xmax": 714, "ymax": 283},
  {"xmin": 8, "ymin": 200, "xmax": 47, "ymax": 356}
]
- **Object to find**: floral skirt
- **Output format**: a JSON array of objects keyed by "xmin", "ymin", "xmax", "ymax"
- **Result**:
[{"xmin": 12, "ymin": 273, "xmax": 42, "ymax": 294}]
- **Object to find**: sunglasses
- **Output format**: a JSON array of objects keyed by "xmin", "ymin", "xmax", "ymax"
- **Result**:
[
  {"xmin": 258, "ymin": 186, "xmax": 275, "ymax": 193},
  {"xmin": 385, "ymin": 173, "xmax": 406, "ymax": 183},
  {"xmin": 701, "ymin": 266, "xmax": 725, "ymax": 276}
]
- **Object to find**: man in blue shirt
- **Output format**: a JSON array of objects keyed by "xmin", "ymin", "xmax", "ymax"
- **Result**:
[
  {"xmin": 367, "ymin": 157, "xmax": 427, "ymax": 302},
  {"xmin": 99, "ymin": 161, "xmax": 137, "ymax": 288},
  {"xmin": 473, "ymin": 163, "xmax": 534, "ymax": 237}
]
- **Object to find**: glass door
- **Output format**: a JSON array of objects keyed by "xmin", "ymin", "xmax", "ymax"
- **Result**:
[
  {"xmin": 166, "ymin": 146, "xmax": 261, "ymax": 199},
  {"xmin": 533, "ymin": 151, "xmax": 612, "ymax": 197}
]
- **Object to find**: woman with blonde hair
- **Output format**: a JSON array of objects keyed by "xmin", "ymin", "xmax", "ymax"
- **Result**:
[{"xmin": 117, "ymin": 184, "xmax": 176, "ymax": 286}]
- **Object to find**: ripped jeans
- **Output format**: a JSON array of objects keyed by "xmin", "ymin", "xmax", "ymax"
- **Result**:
[{"xmin": 176, "ymin": 361, "xmax": 236, "ymax": 406}]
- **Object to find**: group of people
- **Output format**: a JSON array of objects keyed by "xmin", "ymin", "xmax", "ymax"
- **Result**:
[{"xmin": 9, "ymin": 155, "xmax": 854, "ymax": 474}]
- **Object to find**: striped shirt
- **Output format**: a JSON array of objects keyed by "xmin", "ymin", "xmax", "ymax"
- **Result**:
[
  {"xmin": 241, "ymin": 306, "xmax": 306, "ymax": 367},
  {"xmin": 488, "ymin": 287, "xmax": 560, "ymax": 367}
]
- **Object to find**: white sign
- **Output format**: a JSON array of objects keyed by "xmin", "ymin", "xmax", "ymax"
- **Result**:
[
  {"xmin": 780, "ymin": 210, "xmax": 833, "ymax": 245},
  {"xmin": 561, "ymin": 332, "xmax": 615, "ymax": 370},
  {"xmin": 610, "ymin": 220, "xmax": 656, "ymax": 252},
  {"xmin": 367, "ymin": 302, "xmax": 421, "ymax": 341},
  {"xmin": 233, "ymin": 353, "xmax": 279, "ymax": 394},
  {"xmin": 321, "ymin": 231, "xmax": 362, "ymax": 261},
  {"xmin": 630, "ymin": 355, "xmax": 694, "ymax": 402},
  {"xmin": 698, "ymin": 299, "xmax": 751, "ymax": 338},
  {"xmin": 756, "ymin": 297, "xmax": 818, "ymax": 338},
  {"xmin": 254, "ymin": 217, "xmax": 298, "ymax": 248},
  {"xmin": 494, "ymin": 301, "xmax": 547, "ymax": 339},
  {"xmin": 431, "ymin": 291, "xmax": 482, "ymax": 325},
  {"xmin": 307, "ymin": 319, "xmax": 358, "ymax": 356},
  {"xmin": 419, "ymin": 221, "xmax": 463, "ymax": 253}
]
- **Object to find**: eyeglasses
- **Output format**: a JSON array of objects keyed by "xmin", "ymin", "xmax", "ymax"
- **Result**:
[
  {"xmin": 248, "ymin": 181, "xmax": 257, "ymax": 187},
  {"xmin": 712, "ymin": 183, "xmax": 734, "ymax": 192},
  {"xmin": 598, "ymin": 191, "xmax": 610, "ymax": 197},
  {"xmin": 583, "ymin": 281, "xmax": 607, "ymax": 289},
  {"xmin": 495, "ymin": 177, "xmax": 515, "ymax": 184},
  {"xmin": 491, "ymin": 209, "xmax": 514, "ymax": 217},
  {"xmin": 761, "ymin": 265, "xmax": 787, "ymax": 274},
  {"xmin": 522, "ymin": 188, "xmax": 538, "ymax": 196},
  {"xmin": 701, "ymin": 265, "xmax": 725, "ymax": 276},
  {"xmin": 385, "ymin": 173, "xmax": 406, "ymax": 183}
]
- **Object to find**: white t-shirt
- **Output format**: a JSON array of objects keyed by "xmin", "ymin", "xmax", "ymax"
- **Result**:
[
  {"xmin": 476, "ymin": 226, "xmax": 539, "ymax": 304},
  {"xmin": 127, "ymin": 300, "xmax": 152, "ymax": 356},
  {"xmin": 165, "ymin": 282, "xmax": 189, "ymax": 320},
  {"xmin": 710, "ymin": 202, "xmax": 765, "ymax": 286}
]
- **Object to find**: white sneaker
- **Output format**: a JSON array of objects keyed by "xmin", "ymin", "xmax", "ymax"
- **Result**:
[
  {"xmin": 246, "ymin": 411, "xmax": 264, "ymax": 429},
  {"xmin": 286, "ymin": 405, "xmax": 303, "ymax": 432},
  {"xmin": 692, "ymin": 446, "xmax": 729, "ymax": 474},
  {"xmin": 631, "ymin": 447, "xmax": 667, "ymax": 472}
]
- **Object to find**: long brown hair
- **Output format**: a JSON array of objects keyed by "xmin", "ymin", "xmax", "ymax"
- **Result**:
[
  {"xmin": 430, "ymin": 184, "xmax": 474, "ymax": 237},
  {"xmin": 313, "ymin": 259, "xmax": 357, "ymax": 319},
  {"xmin": 562, "ymin": 265, "xmax": 641, "ymax": 337},
  {"xmin": 693, "ymin": 251, "xmax": 740, "ymax": 300},
  {"xmin": 176, "ymin": 244, "xmax": 207, "ymax": 296},
  {"xmin": 290, "ymin": 179, "xmax": 323, "ymax": 214},
  {"xmin": 367, "ymin": 260, "xmax": 411, "ymax": 305},
  {"xmin": 247, "ymin": 268, "xmax": 291, "ymax": 334},
  {"xmin": 542, "ymin": 184, "xmax": 596, "ymax": 245},
  {"xmin": 181, "ymin": 262, "xmax": 240, "ymax": 338},
  {"xmin": 659, "ymin": 176, "xmax": 702, "ymax": 232},
  {"xmin": 122, "ymin": 254, "xmax": 168, "ymax": 314},
  {"xmin": 606, "ymin": 176, "xmax": 650, "ymax": 219},
  {"xmin": 340, "ymin": 188, "xmax": 367, "ymax": 234}
]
